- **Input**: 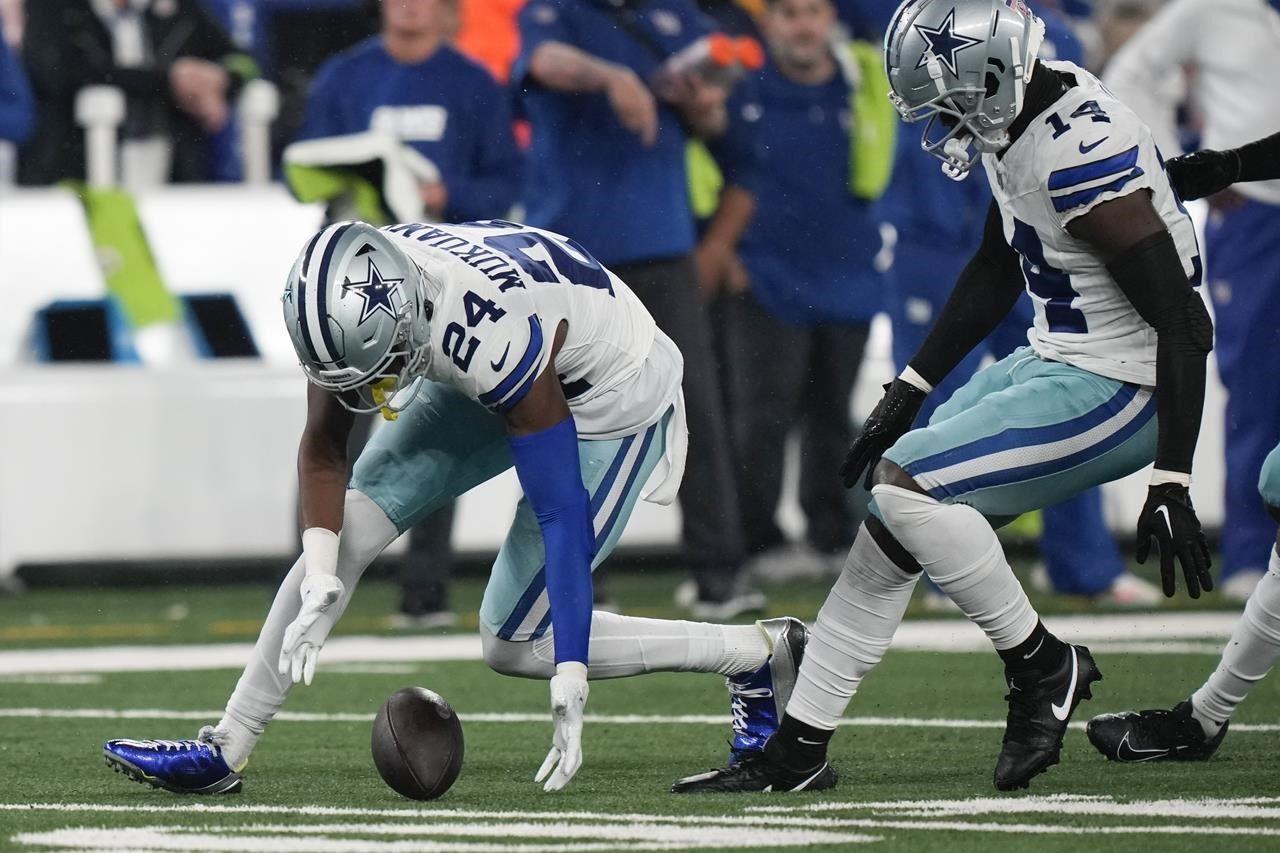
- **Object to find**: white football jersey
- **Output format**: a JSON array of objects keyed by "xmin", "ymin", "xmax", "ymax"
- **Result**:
[
  {"xmin": 382, "ymin": 220, "xmax": 682, "ymax": 440},
  {"xmin": 982, "ymin": 61, "xmax": 1202, "ymax": 386}
]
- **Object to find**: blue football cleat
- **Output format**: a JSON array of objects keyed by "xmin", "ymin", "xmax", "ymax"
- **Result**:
[
  {"xmin": 103, "ymin": 728, "xmax": 242, "ymax": 794},
  {"xmin": 726, "ymin": 616, "xmax": 809, "ymax": 764}
]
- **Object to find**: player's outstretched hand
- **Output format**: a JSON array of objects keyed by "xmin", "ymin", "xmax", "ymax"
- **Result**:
[
  {"xmin": 278, "ymin": 573, "xmax": 345, "ymax": 686},
  {"xmin": 1135, "ymin": 484, "xmax": 1213, "ymax": 599},
  {"xmin": 536, "ymin": 668, "xmax": 589, "ymax": 792},
  {"xmin": 840, "ymin": 378, "xmax": 928, "ymax": 489},
  {"xmin": 1165, "ymin": 149, "xmax": 1241, "ymax": 202}
]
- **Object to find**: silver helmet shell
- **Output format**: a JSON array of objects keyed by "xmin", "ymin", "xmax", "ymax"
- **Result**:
[
  {"xmin": 885, "ymin": 0, "xmax": 1044, "ymax": 178},
  {"xmin": 282, "ymin": 221, "xmax": 436, "ymax": 414}
]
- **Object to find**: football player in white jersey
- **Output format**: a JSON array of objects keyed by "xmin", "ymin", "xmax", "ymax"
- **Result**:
[
  {"xmin": 676, "ymin": 0, "xmax": 1232, "ymax": 794},
  {"xmin": 101, "ymin": 219, "xmax": 809, "ymax": 794}
]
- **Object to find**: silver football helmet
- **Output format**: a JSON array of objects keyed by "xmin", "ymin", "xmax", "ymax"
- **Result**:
[
  {"xmin": 884, "ymin": 0, "xmax": 1045, "ymax": 179},
  {"xmin": 282, "ymin": 221, "xmax": 436, "ymax": 415}
]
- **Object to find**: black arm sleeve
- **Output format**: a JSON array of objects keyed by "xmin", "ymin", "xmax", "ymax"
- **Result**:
[
  {"xmin": 1106, "ymin": 230, "xmax": 1213, "ymax": 475},
  {"xmin": 907, "ymin": 201, "xmax": 1026, "ymax": 388},
  {"xmin": 1234, "ymin": 131, "xmax": 1280, "ymax": 184}
]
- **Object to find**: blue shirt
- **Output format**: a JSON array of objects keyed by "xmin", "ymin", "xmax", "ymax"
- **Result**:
[
  {"xmin": 0, "ymin": 19, "xmax": 34, "ymax": 144},
  {"xmin": 718, "ymin": 61, "xmax": 886, "ymax": 325},
  {"xmin": 513, "ymin": 0, "xmax": 712, "ymax": 266},
  {"xmin": 299, "ymin": 39, "xmax": 522, "ymax": 223}
]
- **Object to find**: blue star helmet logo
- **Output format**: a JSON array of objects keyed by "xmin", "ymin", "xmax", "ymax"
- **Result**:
[
  {"xmin": 344, "ymin": 258, "xmax": 405, "ymax": 325},
  {"xmin": 913, "ymin": 7, "xmax": 983, "ymax": 77}
]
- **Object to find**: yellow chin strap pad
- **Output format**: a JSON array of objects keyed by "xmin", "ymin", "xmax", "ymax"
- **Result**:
[{"xmin": 372, "ymin": 377, "xmax": 399, "ymax": 421}]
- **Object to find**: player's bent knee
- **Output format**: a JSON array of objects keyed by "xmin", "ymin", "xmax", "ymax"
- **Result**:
[
  {"xmin": 479, "ymin": 625, "xmax": 554, "ymax": 679},
  {"xmin": 871, "ymin": 459, "xmax": 927, "ymax": 495}
]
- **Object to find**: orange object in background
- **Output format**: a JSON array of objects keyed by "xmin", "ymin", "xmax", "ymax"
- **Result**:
[{"xmin": 456, "ymin": 0, "xmax": 525, "ymax": 82}]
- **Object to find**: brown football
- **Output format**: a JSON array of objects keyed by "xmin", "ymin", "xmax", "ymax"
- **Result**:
[{"xmin": 371, "ymin": 687, "xmax": 464, "ymax": 800}]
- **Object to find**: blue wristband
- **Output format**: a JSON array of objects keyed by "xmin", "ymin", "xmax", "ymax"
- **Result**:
[{"xmin": 507, "ymin": 416, "xmax": 594, "ymax": 665}]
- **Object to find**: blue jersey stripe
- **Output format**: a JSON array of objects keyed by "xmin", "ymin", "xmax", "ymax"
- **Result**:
[
  {"xmin": 479, "ymin": 315, "xmax": 544, "ymax": 408},
  {"xmin": 1050, "ymin": 169, "xmax": 1146, "ymax": 213},
  {"xmin": 1047, "ymin": 145, "xmax": 1140, "ymax": 191},
  {"xmin": 905, "ymin": 383, "xmax": 1140, "ymax": 477},
  {"xmin": 313, "ymin": 222, "xmax": 354, "ymax": 363},
  {"xmin": 924, "ymin": 391, "xmax": 1157, "ymax": 500},
  {"xmin": 294, "ymin": 229, "xmax": 324, "ymax": 363}
]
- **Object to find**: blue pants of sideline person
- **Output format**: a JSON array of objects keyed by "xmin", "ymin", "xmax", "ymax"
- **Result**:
[{"xmin": 1206, "ymin": 197, "xmax": 1280, "ymax": 580}]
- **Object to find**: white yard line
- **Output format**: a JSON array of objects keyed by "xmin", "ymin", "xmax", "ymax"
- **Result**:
[
  {"xmin": 3, "ymin": 706, "xmax": 1279, "ymax": 733},
  {"xmin": 7, "ymin": 797, "xmax": 1280, "ymax": 850},
  {"xmin": 746, "ymin": 794, "xmax": 1280, "ymax": 820},
  {"xmin": 0, "ymin": 612, "xmax": 1245, "ymax": 675}
]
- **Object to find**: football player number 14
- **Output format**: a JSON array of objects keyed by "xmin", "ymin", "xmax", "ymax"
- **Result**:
[{"xmin": 1011, "ymin": 219, "xmax": 1089, "ymax": 335}]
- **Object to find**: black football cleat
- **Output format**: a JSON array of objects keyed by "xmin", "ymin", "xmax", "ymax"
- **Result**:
[
  {"xmin": 1086, "ymin": 699, "xmax": 1227, "ymax": 763},
  {"xmin": 994, "ymin": 643, "xmax": 1102, "ymax": 791},
  {"xmin": 672, "ymin": 748, "xmax": 836, "ymax": 794}
]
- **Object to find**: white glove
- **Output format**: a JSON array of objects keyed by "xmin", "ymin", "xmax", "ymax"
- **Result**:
[
  {"xmin": 278, "ymin": 573, "xmax": 344, "ymax": 686},
  {"xmin": 535, "ymin": 664, "xmax": 589, "ymax": 792}
]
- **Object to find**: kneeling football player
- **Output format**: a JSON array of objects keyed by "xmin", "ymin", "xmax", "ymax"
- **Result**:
[
  {"xmin": 674, "ymin": 0, "xmax": 1275, "ymax": 794},
  {"xmin": 102, "ymin": 219, "xmax": 807, "ymax": 794}
]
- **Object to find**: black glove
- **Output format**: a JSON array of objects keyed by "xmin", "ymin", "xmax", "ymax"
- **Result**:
[
  {"xmin": 840, "ymin": 378, "xmax": 928, "ymax": 489},
  {"xmin": 1165, "ymin": 149, "xmax": 1241, "ymax": 202},
  {"xmin": 1135, "ymin": 483, "xmax": 1213, "ymax": 599}
]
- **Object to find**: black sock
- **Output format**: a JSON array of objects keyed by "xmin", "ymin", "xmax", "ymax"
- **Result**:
[
  {"xmin": 767, "ymin": 713, "xmax": 833, "ymax": 771},
  {"xmin": 997, "ymin": 620, "xmax": 1067, "ymax": 674}
]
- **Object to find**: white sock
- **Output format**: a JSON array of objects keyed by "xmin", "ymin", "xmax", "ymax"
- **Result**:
[
  {"xmin": 873, "ymin": 484, "xmax": 1039, "ymax": 650},
  {"xmin": 217, "ymin": 490, "xmax": 398, "ymax": 768},
  {"xmin": 1191, "ymin": 548, "xmax": 1280, "ymax": 736},
  {"xmin": 786, "ymin": 523, "xmax": 920, "ymax": 730},
  {"xmin": 497, "ymin": 612, "xmax": 771, "ymax": 679}
]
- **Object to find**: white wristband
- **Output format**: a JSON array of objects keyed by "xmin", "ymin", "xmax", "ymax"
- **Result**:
[
  {"xmin": 301, "ymin": 527, "xmax": 340, "ymax": 577},
  {"xmin": 898, "ymin": 366, "xmax": 933, "ymax": 394},
  {"xmin": 1150, "ymin": 469, "xmax": 1192, "ymax": 487},
  {"xmin": 556, "ymin": 661, "xmax": 588, "ymax": 680}
]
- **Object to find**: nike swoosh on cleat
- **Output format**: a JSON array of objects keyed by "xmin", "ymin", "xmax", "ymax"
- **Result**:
[
  {"xmin": 791, "ymin": 764, "xmax": 829, "ymax": 791},
  {"xmin": 1022, "ymin": 637, "xmax": 1045, "ymax": 660},
  {"xmin": 796, "ymin": 737, "xmax": 825, "ymax": 746},
  {"xmin": 1115, "ymin": 731, "xmax": 1170, "ymax": 762},
  {"xmin": 1154, "ymin": 505, "xmax": 1174, "ymax": 537},
  {"xmin": 1051, "ymin": 647, "xmax": 1079, "ymax": 721},
  {"xmin": 1079, "ymin": 137, "xmax": 1108, "ymax": 154},
  {"xmin": 490, "ymin": 343, "xmax": 511, "ymax": 373}
]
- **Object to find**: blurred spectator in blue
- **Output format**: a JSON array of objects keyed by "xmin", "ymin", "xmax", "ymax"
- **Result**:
[
  {"xmin": 696, "ymin": 0, "xmax": 760, "ymax": 35},
  {"xmin": 292, "ymin": 0, "xmax": 522, "ymax": 627},
  {"xmin": 703, "ymin": 0, "xmax": 892, "ymax": 578},
  {"xmin": 878, "ymin": 0, "xmax": 1159, "ymax": 607},
  {"xmin": 300, "ymin": 0, "xmax": 521, "ymax": 222},
  {"xmin": 19, "ymin": 0, "xmax": 257, "ymax": 186},
  {"xmin": 514, "ymin": 0, "xmax": 759, "ymax": 618},
  {"xmin": 0, "ymin": 16, "xmax": 33, "ymax": 144},
  {"xmin": 1105, "ymin": 0, "xmax": 1280, "ymax": 601}
]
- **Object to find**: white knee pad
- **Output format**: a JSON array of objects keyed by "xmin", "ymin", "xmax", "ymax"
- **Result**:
[
  {"xmin": 335, "ymin": 489, "xmax": 399, "ymax": 587},
  {"xmin": 480, "ymin": 625, "xmax": 556, "ymax": 679},
  {"xmin": 872, "ymin": 483, "xmax": 1038, "ymax": 651}
]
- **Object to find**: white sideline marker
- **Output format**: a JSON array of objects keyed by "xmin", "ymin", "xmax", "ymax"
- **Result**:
[{"xmin": 0, "ymin": 612, "xmax": 1247, "ymax": 675}]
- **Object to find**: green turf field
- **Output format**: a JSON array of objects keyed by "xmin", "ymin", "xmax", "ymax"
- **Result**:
[{"xmin": 1, "ymin": 573, "xmax": 1278, "ymax": 851}]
